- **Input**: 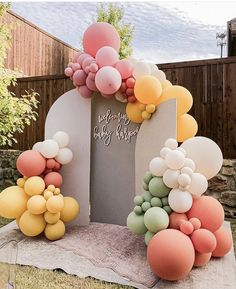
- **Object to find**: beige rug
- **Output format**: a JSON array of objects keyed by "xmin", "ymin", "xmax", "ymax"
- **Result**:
[{"xmin": 0, "ymin": 222, "xmax": 236, "ymax": 289}]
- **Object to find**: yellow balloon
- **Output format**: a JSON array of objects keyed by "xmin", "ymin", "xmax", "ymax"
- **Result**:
[
  {"xmin": 47, "ymin": 185, "xmax": 55, "ymax": 192},
  {"xmin": 46, "ymin": 196, "xmax": 64, "ymax": 213},
  {"xmin": 156, "ymin": 85, "xmax": 193, "ymax": 116},
  {"xmin": 177, "ymin": 114, "xmax": 198, "ymax": 142},
  {"xmin": 162, "ymin": 80, "xmax": 172, "ymax": 90},
  {"xmin": 126, "ymin": 101, "xmax": 144, "ymax": 124},
  {"xmin": 0, "ymin": 186, "xmax": 28, "ymax": 219},
  {"xmin": 134, "ymin": 75, "xmax": 162, "ymax": 104},
  {"xmin": 43, "ymin": 190, "xmax": 53, "ymax": 200},
  {"xmin": 44, "ymin": 211, "xmax": 60, "ymax": 224},
  {"xmin": 17, "ymin": 178, "xmax": 25, "ymax": 188},
  {"xmin": 24, "ymin": 176, "xmax": 45, "ymax": 196},
  {"xmin": 44, "ymin": 220, "xmax": 65, "ymax": 241},
  {"xmin": 19, "ymin": 210, "xmax": 46, "ymax": 237},
  {"xmin": 60, "ymin": 197, "xmax": 80, "ymax": 223},
  {"xmin": 146, "ymin": 104, "xmax": 156, "ymax": 114},
  {"xmin": 54, "ymin": 188, "xmax": 61, "ymax": 195},
  {"xmin": 142, "ymin": 111, "xmax": 151, "ymax": 120},
  {"xmin": 27, "ymin": 195, "xmax": 47, "ymax": 215}
]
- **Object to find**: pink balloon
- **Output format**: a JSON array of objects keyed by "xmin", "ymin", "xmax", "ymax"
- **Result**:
[
  {"xmin": 73, "ymin": 70, "xmax": 87, "ymax": 86},
  {"xmin": 64, "ymin": 67, "xmax": 73, "ymax": 77},
  {"xmin": 88, "ymin": 72, "xmax": 96, "ymax": 80},
  {"xmin": 86, "ymin": 77, "xmax": 98, "ymax": 91},
  {"xmin": 126, "ymin": 88, "xmax": 133, "ymax": 96},
  {"xmin": 83, "ymin": 22, "xmax": 120, "ymax": 57},
  {"xmin": 77, "ymin": 53, "xmax": 91, "ymax": 65},
  {"xmin": 95, "ymin": 66, "xmax": 122, "ymax": 95},
  {"xmin": 78, "ymin": 85, "xmax": 93, "ymax": 98},
  {"xmin": 68, "ymin": 62, "xmax": 73, "ymax": 68},
  {"xmin": 128, "ymin": 95, "xmax": 136, "ymax": 103},
  {"xmin": 120, "ymin": 82, "xmax": 127, "ymax": 92},
  {"xmin": 84, "ymin": 66, "xmax": 90, "ymax": 74},
  {"xmin": 96, "ymin": 46, "xmax": 119, "ymax": 68},
  {"xmin": 115, "ymin": 59, "xmax": 133, "ymax": 79},
  {"xmin": 82, "ymin": 57, "xmax": 95, "ymax": 70},
  {"xmin": 53, "ymin": 161, "xmax": 61, "ymax": 171},
  {"xmin": 72, "ymin": 63, "xmax": 81, "ymax": 71},
  {"xmin": 89, "ymin": 63, "xmax": 99, "ymax": 73},
  {"xmin": 73, "ymin": 51, "xmax": 83, "ymax": 62},
  {"xmin": 126, "ymin": 77, "xmax": 135, "ymax": 88}
]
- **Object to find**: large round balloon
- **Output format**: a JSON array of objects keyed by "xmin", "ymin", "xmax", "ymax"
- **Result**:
[
  {"xmin": 127, "ymin": 212, "xmax": 147, "ymax": 235},
  {"xmin": 126, "ymin": 101, "xmax": 144, "ymax": 123},
  {"xmin": 24, "ymin": 176, "xmax": 45, "ymax": 196},
  {"xmin": 46, "ymin": 195, "xmax": 64, "ymax": 214},
  {"xmin": 177, "ymin": 114, "xmax": 198, "ymax": 142},
  {"xmin": 0, "ymin": 186, "xmax": 28, "ymax": 219},
  {"xmin": 134, "ymin": 75, "xmax": 162, "ymax": 104},
  {"xmin": 44, "ymin": 220, "xmax": 65, "ymax": 241},
  {"xmin": 83, "ymin": 22, "xmax": 120, "ymax": 57},
  {"xmin": 156, "ymin": 85, "xmax": 193, "ymax": 116},
  {"xmin": 16, "ymin": 150, "xmax": 46, "ymax": 177},
  {"xmin": 147, "ymin": 229, "xmax": 195, "ymax": 281},
  {"xmin": 40, "ymin": 140, "xmax": 59, "ymax": 159},
  {"xmin": 144, "ymin": 207, "xmax": 169, "ymax": 233},
  {"xmin": 19, "ymin": 210, "xmax": 46, "ymax": 237},
  {"xmin": 60, "ymin": 197, "xmax": 80, "ymax": 223},
  {"xmin": 191, "ymin": 228, "xmax": 217, "ymax": 254},
  {"xmin": 212, "ymin": 226, "xmax": 232, "ymax": 257},
  {"xmin": 181, "ymin": 136, "xmax": 223, "ymax": 180}
]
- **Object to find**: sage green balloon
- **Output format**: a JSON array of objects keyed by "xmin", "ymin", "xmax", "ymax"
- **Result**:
[
  {"xmin": 127, "ymin": 212, "xmax": 147, "ymax": 235},
  {"xmin": 134, "ymin": 195, "xmax": 144, "ymax": 206},
  {"xmin": 134, "ymin": 205, "xmax": 142, "ymax": 215},
  {"xmin": 150, "ymin": 197, "xmax": 162, "ymax": 207},
  {"xmin": 143, "ymin": 183, "xmax": 149, "ymax": 190},
  {"xmin": 141, "ymin": 201, "xmax": 151, "ymax": 212},
  {"xmin": 161, "ymin": 197, "xmax": 169, "ymax": 206},
  {"xmin": 148, "ymin": 177, "xmax": 170, "ymax": 198},
  {"xmin": 163, "ymin": 205, "xmax": 172, "ymax": 215},
  {"xmin": 145, "ymin": 230, "xmax": 155, "ymax": 246},
  {"xmin": 143, "ymin": 171, "xmax": 153, "ymax": 184},
  {"xmin": 144, "ymin": 207, "xmax": 169, "ymax": 233},
  {"xmin": 142, "ymin": 191, "xmax": 152, "ymax": 202}
]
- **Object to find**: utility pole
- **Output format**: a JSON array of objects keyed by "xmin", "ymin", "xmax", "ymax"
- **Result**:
[{"xmin": 216, "ymin": 32, "xmax": 227, "ymax": 58}]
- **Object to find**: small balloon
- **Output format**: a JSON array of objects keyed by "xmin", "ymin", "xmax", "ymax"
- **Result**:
[{"xmin": 96, "ymin": 46, "xmax": 119, "ymax": 67}]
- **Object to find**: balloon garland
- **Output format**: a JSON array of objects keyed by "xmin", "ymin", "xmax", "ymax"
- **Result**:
[
  {"xmin": 0, "ymin": 131, "xmax": 80, "ymax": 241},
  {"xmin": 127, "ymin": 137, "xmax": 233, "ymax": 281},
  {"xmin": 64, "ymin": 22, "xmax": 197, "ymax": 142}
]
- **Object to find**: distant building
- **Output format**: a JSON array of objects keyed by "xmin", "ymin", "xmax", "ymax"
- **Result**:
[
  {"xmin": 228, "ymin": 17, "xmax": 236, "ymax": 56},
  {"xmin": 4, "ymin": 10, "xmax": 78, "ymax": 76}
]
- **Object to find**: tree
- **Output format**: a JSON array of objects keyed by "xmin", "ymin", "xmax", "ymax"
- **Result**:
[
  {"xmin": 0, "ymin": 3, "xmax": 38, "ymax": 146},
  {"xmin": 97, "ymin": 3, "xmax": 134, "ymax": 59}
]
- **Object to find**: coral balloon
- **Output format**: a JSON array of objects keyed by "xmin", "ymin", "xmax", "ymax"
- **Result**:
[
  {"xmin": 156, "ymin": 85, "xmax": 193, "ymax": 116},
  {"xmin": 24, "ymin": 176, "xmax": 46, "ymax": 196},
  {"xmin": 46, "ymin": 195, "xmax": 64, "ymax": 214},
  {"xmin": 95, "ymin": 66, "xmax": 122, "ymax": 95},
  {"xmin": 177, "ymin": 114, "xmax": 198, "ymax": 142},
  {"xmin": 19, "ymin": 210, "xmax": 46, "ymax": 237},
  {"xmin": 83, "ymin": 22, "xmax": 120, "ymax": 57},
  {"xmin": 44, "ymin": 172, "xmax": 63, "ymax": 188},
  {"xmin": 147, "ymin": 229, "xmax": 195, "ymax": 281},
  {"xmin": 44, "ymin": 220, "xmax": 65, "ymax": 241},
  {"xmin": 134, "ymin": 75, "xmax": 162, "ymax": 104},
  {"xmin": 0, "ymin": 186, "xmax": 28, "ymax": 219},
  {"xmin": 126, "ymin": 101, "xmax": 143, "ymax": 123},
  {"xmin": 96, "ymin": 46, "xmax": 119, "ymax": 67},
  {"xmin": 180, "ymin": 220, "xmax": 194, "ymax": 235},
  {"xmin": 194, "ymin": 252, "xmax": 212, "ymax": 267},
  {"xmin": 187, "ymin": 196, "xmax": 224, "ymax": 232},
  {"xmin": 27, "ymin": 195, "xmax": 47, "ymax": 215},
  {"xmin": 115, "ymin": 59, "xmax": 133, "ymax": 79},
  {"xmin": 169, "ymin": 212, "xmax": 188, "ymax": 229},
  {"xmin": 212, "ymin": 226, "xmax": 232, "ymax": 257},
  {"xmin": 60, "ymin": 197, "xmax": 80, "ymax": 223},
  {"xmin": 190, "ymin": 228, "xmax": 217, "ymax": 254},
  {"xmin": 189, "ymin": 218, "xmax": 201, "ymax": 230},
  {"xmin": 46, "ymin": 159, "xmax": 56, "ymax": 169},
  {"xmin": 16, "ymin": 150, "xmax": 46, "ymax": 177}
]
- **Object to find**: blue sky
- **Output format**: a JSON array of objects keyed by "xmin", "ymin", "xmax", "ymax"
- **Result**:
[{"xmin": 10, "ymin": 1, "xmax": 236, "ymax": 63}]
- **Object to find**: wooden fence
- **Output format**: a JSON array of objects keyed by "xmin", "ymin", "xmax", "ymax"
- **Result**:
[{"xmin": 9, "ymin": 56, "xmax": 236, "ymax": 158}]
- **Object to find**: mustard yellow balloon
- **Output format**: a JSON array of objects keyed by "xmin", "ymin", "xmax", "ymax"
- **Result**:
[
  {"xmin": 16, "ymin": 217, "xmax": 20, "ymax": 228},
  {"xmin": 60, "ymin": 197, "xmax": 80, "ymax": 223},
  {"xmin": 17, "ymin": 178, "xmax": 25, "ymax": 188},
  {"xmin": 162, "ymin": 80, "xmax": 172, "ymax": 90},
  {"xmin": 47, "ymin": 185, "xmax": 55, "ymax": 192},
  {"xmin": 156, "ymin": 85, "xmax": 193, "ymax": 116},
  {"xmin": 54, "ymin": 188, "xmax": 61, "ymax": 195},
  {"xmin": 146, "ymin": 104, "xmax": 156, "ymax": 114},
  {"xmin": 44, "ymin": 220, "xmax": 65, "ymax": 241},
  {"xmin": 126, "ymin": 101, "xmax": 144, "ymax": 124},
  {"xmin": 0, "ymin": 186, "xmax": 28, "ymax": 219},
  {"xmin": 142, "ymin": 111, "xmax": 151, "ymax": 120},
  {"xmin": 44, "ymin": 211, "xmax": 60, "ymax": 224},
  {"xmin": 134, "ymin": 75, "xmax": 162, "ymax": 104},
  {"xmin": 27, "ymin": 195, "xmax": 47, "ymax": 215},
  {"xmin": 177, "ymin": 114, "xmax": 198, "ymax": 142},
  {"xmin": 43, "ymin": 190, "xmax": 53, "ymax": 200},
  {"xmin": 24, "ymin": 176, "xmax": 45, "ymax": 196},
  {"xmin": 46, "ymin": 196, "xmax": 64, "ymax": 213},
  {"xmin": 19, "ymin": 210, "xmax": 46, "ymax": 237}
]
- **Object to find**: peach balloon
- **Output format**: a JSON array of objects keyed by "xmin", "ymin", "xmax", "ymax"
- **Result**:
[
  {"xmin": 46, "ymin": 159, "xmax": 56, "ymax": 169},
  {"xmin": 177, "ymin": 114, "xmax": 198, "ymax": 142},
  {"xmin": 187, "ymin": 196, "xmax": 224, "ymax": 232},
  {"xmin": 44, "ymin": 172, "xmax": 63, "ymax": 187},
  {"xmin": 212, "ymin": 226, "xmax": 232, "ymax": 257},
  {"xmin": 115, "ymin": 59, "xmax": 133, "ymax": 79},
  {"xmin": 16, "ymin": 150, "xmax": 46, "ymax": 177},
  {"xmin": 194, "ymin": 252, "xmax": 212, "ymax": 267},
  {"xmin": 180, "ymin": 220, "xmax": 194, "ymax": 235},
  {"xmin": 147, "ymin": 229, "xmax": 195, "ymax": 281},
  {"xmin": 191, "ymin": 229, "xmax": 217, "ymax": 254},
  {"xmin": 169, "ymin": 212, "xmax": 188, "ymax": 229},
  {"xmin": 189, "ymin": 217, "xmax": 201, "ymax": 230}
]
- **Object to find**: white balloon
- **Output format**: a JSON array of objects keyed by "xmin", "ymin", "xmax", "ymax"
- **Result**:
[
  {"xmin": 168, "ymin": 189, "xmax": 193, "ymax": 213},
  {"xmin": 149, "ymin": 157, "xmax": 167, "ymax": 176},
  {"xmin": 115, "ymin": 91, "xmax": 127, "ymax": 103},
  {"xmin": 152, "ymin": 69, "xmax": 166, "ymax": 83},
  {"xmin": 163, "ymin": 169, "xmax": 180, "ymax": 188},
  {"xmin": 164, "ymin": 138, "xmax": 178, "ymax": 150},
  {"xmin": 53, "ymin": 131, "xmax": 70, "ymax": 148},
  {"xmin": 188, "ymin": 173, "xmax": 208, "ymax": 197},
  {"xmin": 133, "ymin": 62, "xmax": 151, "ymax": 80},
  {"xmin": 40, "ymin": 140, "xmax": 59, "ymax": 158},
  {"xmin": 148, "ymin": 63, "xmax": 159, "ymax": 74},
  {"xmin": 184, "ymin": 158, "xmax": 196, "ymax": 171},
  {"xmin": 176, "ymin": 147, "xmax": 187, "ymax": 156},
  {"xmin": 32, "ymin": 142, "xmax": 42, "ymax": 152},
  {"xmin": 178, "ymin": 173, "xmax": 191, "ymax": 187},
  {"xmin": 181, "ymin": 136, "xmax": 223, "ymax": 180},
  {"xmin": 165, "ymin": 150, "xmax": 185, "ymax": 170},
  {"xmin": 127, "ymin": 57, "xmax": 138, "ymax": 66},
  {"xmin": 160, "ymin": 147, "xmax": 171, "ymax": 159},
  {"xmin": 55, "ymin": 148, "xmax": 73, "ymax": 165},
  {"xmin": 181, "ymin": 166, "xmax": 194, "ymax": 177}
]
